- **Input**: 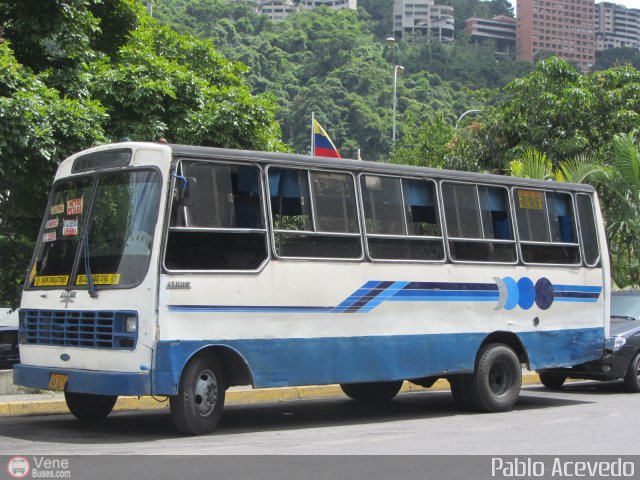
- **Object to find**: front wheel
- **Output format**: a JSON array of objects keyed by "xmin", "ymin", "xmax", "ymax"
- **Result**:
[
  {"xmin": 64, "ymin": 391, "xmax": 117, "ymax": 421},
  {"xmin": 340, "ymin": 381, "xmax": 403, "ymax": 403},
  {"xmin": 624, "ymin": 352, "xmax": 640, "ymax": 393},
  {"xmin": 467, "ymin": 343, "xmax": 522, "ymax": 412},
  {"xmin": 538, "ymin": 372, "xmax": 567, "ymax": 390},
  {"xmin": 170, "ymin": 353, "xmax": 226, "ymax": 435}
]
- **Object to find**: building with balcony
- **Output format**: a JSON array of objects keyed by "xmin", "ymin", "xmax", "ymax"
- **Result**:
[
  {"xmin": 465, "ymin": 15, "xmax": 517, "ymax": 58},
  {"xmin": 595, "ymin": 2, "xmax": 640, "ymax": 51},
  {"xmin": 392, "ymin": 0, "xmax": 454, "ymax": 43}
]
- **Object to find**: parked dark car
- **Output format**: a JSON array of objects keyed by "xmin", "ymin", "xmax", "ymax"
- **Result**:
[
  {"xmin": 537, "ymin": 290, "xmax": 640, "ymax": 392},
  {"xmin": 0, "ymin": 325, "xmax": 19, "ymax": 369}
]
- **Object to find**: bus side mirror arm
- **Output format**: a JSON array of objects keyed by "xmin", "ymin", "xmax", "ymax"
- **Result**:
[{"xmin": 175, "ymin": 175, "xmax": 197, "ymax": 207}]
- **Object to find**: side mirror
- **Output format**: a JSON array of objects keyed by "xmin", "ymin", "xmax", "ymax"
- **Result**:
[{"xmin": 177, "ymin": 176, "xmax": 197, "ymax": 207}]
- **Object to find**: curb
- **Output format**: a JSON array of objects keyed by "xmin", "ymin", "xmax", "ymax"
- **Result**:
[{"xmin": 0, "ymin": 374, "xmax": 542, "ymax": 418}]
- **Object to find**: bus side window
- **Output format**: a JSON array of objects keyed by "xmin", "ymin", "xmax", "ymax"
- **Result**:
[
  {"xmin": 165, "ymin": 161, "xmax": 267, "ymax": 271},
  {"xmin": 269, "ymin": 167, "xmax": 361, "ymax": 259},
  {"xmin": 442, "ymin": 182, "xmax": 517, "ymax": 263},
  {"xmin": 576, "ymin": 194, "xmax": 600, "ymax": 266},
  {"xmin": 360, "ymin": 175, "xmax": 444, "ymax": 261},
  {"xmin": 515, "ymin": 189, "xmax": 581, "ymax": 265}
]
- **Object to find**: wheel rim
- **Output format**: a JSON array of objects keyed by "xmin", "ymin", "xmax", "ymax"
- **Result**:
[
  {"xmin": 194, "ymin": 368, "xmax": 219, "ymax": 417},
  {"xmin": 635, "ymin": 358, "xmax": 640, "ymax": 383},
  {"xmin": 489, "ymin": 361, "xmax": 512, "ymax": 396}
]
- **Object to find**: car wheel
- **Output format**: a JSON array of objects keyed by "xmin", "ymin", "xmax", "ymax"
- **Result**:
[
  {"xmin": 64, "ymin": 391, "xmax": 118, "ymax": 421},
  {"xmin": 623, "ymin": 352, "xmax": 640, "ymax": 393},
  {"xmin": 170, "ymin": 353, "xmax": 226, "ymax": 435},
  {"xmin": 467, "ymin": 343, "xmax": 522, "ymax": 412},
  {"xmin": 340, "ymin": 381, "xmax": 403, "ymax": 402},
  {"xmin": 538, "ymin": 372, "xmax": 567, "ymax": 390}
]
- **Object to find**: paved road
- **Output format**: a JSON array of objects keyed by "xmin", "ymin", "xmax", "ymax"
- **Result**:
[{"xmin": 0, "ymin": 381, "xmax": 637, "ymax": 456}]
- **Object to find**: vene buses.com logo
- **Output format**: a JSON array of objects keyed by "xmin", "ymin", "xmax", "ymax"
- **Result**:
[{"xmin": 7, "ymin": 456, "xmax": 30, "ymax": 479}]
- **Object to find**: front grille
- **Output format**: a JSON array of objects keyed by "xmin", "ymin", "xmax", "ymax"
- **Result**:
[{"xmin": 20, "ymin": 310, "xmax": 137, "ymax": 350}]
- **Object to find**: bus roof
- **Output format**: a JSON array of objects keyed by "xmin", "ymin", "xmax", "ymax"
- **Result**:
[{"xmin": 171, "ymin": 143, "xmax": 597, "ymax": 194}]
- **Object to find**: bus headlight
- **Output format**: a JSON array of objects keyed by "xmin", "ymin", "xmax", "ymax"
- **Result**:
[
  {"xmin": 613, "ymin": 336, "xmax": 626, "ymax": 352},
  {"xmin": 125, "ymin": 316, "xmax": 138, "ymax": 333}
]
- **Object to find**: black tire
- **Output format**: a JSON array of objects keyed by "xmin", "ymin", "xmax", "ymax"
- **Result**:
[
  {"xmin": 448, "ymin": 374, "xmax": 474, "ymax": 409},
  {"xmin": 340, "ymin": 381, "xmax": 403, "ymax": 403},
  {"xmin": 467, "ymin": 343, "xmax": 522, "ymax": 412},
  {"xmin": 538, "ymin": 372, "xmax": 567, "ymax": 390},
  {"xmin": 170, "ymin": 353, "xmax": 226, "ymax": 435},
  {"xmin": 623, "ymin": 352, "xmax": 640, "ymax": 393},
  {"xmin": 64, "ymin": 391, "xmax": 117, "ymax": 422}
]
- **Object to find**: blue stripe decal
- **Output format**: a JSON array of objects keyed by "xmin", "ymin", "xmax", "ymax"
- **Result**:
[{"xmin": 167, "ymin": 278, "xmax": 602, "ymax": 314}]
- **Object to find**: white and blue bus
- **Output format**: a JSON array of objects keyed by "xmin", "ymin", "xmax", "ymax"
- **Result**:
[{"xmin": 14, "ymin": 142, "xmax": 609, "ymax": 434}]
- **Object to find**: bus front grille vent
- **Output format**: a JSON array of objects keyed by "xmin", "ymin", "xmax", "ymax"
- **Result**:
[{"xmin": 19, "ymin": 309, "xmax": 138, "ymax": 350}]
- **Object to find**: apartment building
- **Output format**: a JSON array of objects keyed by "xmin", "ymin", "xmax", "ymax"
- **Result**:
[
  {"xmin": 465, "ymin": 15, "xmax": 517, "ymax": 58},
  {"xmin": 392, "ymin": 0, "xmax": 454, "ymax": 43},
  {"xmin": 517, "ymin": 0, "xmax": 596, "ymax": 71},
  {"xmin": 595, "ymin": 2, "xmax": 640, "ymax": 50},
  {"xmin": 257, "ymin": 0, "xmax": 356, "ymax": 21}
]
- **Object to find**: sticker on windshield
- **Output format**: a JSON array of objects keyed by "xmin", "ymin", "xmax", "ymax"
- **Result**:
[
  {"xmin": 42, "ymin": 232, "xmax": 56, "ymax": 242},
  {"xmin": 76, "ymin": 273, "xmax": 121, "ymax": 286},
  {"xmin": 34, "ymin": 275, "xmax": 69, "ymax": 287},
  {"xmin": 50, "ymin": 203, "xmax": 64, "ymax": 215},
  {"xmin": 67, "ymin": 198, "xmax": 83, "ymax": 216},
  {"xmin": 46, "ymin": 218, "xmax": 59, "ymax": 229},
  {"xmin": 518, "ymin": 190, "xmax": 543, "ymax": 210},
  {"xmin": 62, "ymin": 218, "xmax": 79, "ymax": 236}
]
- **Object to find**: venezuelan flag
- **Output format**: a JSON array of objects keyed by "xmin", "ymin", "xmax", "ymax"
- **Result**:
[{"xmin": 313, "ymin": 119, "xmax": 341, "ymax": 158}]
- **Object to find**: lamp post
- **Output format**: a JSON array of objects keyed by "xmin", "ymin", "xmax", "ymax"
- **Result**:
[
  {"xmin": 392, "ymin": 65, "xmax": 404, "ymax": 143},
  {"xmin": 455, "ymin": 109, "xmax": 482, "ymax": 129}
]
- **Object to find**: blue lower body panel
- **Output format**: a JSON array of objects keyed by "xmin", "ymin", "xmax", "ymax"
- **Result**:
[
  {"xmin": 152, "ymin": 328, "xmax": 604, "ymax": 396},
  {"xmin": 13, "ymin": 364, "xmax": 151, "ymax": 396}
]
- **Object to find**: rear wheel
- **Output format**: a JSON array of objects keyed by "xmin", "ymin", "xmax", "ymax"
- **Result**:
[
  {"xmin": 623, "ymin": 352, "xmax": 640, "ymax": 393},
  {"xmin": 538, "ymin": 372, "xmax": 567, "ymax": 390},
  {"xmin": 170, "ymin": 353, "xmax": 226, "ymax": 435},
  {"xmin": 340, "ymin": 381, "xmax": 403, "ymax": 403},
  {"xmin": 64, "ymin": 392, "xmax": 117, "ymax": 421},
  {"xmin": 467, "ymin": 343, "xmax": 521, "ymax": 412}
]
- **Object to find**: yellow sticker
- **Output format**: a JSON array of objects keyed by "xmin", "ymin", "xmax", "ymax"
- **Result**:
[
  {"xmin": 518, "ymin": 190, "xmax": 543, "ymax": 210},
  {"xmin": 34, "ymin": 275, "xmax": 69, "ymax": 287},
  {"xmin": 76, "ymin": 273, "xmax": 121, "ymax": 286},
  {"xmin": 29, "ymin": 261, "xmax": 37, "ymax": 285}
]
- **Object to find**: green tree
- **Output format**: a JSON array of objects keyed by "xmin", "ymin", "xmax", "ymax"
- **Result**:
[{"xmin": 0, "ymin": 43, "xmax": 107, "ymax": 305}]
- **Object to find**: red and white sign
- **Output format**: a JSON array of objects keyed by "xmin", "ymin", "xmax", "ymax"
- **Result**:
[
  {"xmin": 67, "ymin": 198, "xmax": 83, "ymax": 216},
  {"xmin": 42, "ymin": 232, "xmax": 56, "ymax": 243},
  {"xmin": 62, "ymin": 219, "xmax": 79, "ymax": 237},
  {"xmin": 45, "ymin": 218, "xmax": 59, "ymax": 229}
]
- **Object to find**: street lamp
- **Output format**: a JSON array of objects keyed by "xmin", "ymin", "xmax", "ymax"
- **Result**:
[
  {"xmin": 455, "ymin": 109, "xmax": 482, "ymax": 129},
  {"xmin": 392, "ymin": 65, "xmax": 404, "ymax": 142}
]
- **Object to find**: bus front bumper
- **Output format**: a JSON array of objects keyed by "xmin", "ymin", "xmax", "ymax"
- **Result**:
[{"xmin": 13, "ymin": 364, "xmax": 151, "ymax": 396}]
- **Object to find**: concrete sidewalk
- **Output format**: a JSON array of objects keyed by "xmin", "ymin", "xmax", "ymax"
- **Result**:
[{"xmin": 0, "ymin": 374, "xmax": 542, "ymax": 418}]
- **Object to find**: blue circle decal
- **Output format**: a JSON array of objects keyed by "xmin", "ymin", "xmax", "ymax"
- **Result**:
[
  {"xmin": 517, "ymin": 277, "xmax": 536, "ymax": 310},
  {"xmin": 503, "ymin": 277, "xmax": 519, "ymax": 310},
  {"xmin": 535, "ymin": 277, "xmax": 554, "ymax": 310}
]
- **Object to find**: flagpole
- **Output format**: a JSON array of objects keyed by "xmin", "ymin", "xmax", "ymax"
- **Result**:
[{"xmin": 311, "ymin": 111, "xmax": 315, "ymax": 156}]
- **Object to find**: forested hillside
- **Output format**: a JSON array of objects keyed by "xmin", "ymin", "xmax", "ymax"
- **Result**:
[{"xmin": 152, "ymin": 0, "xmax": 532, "ymax": 160}]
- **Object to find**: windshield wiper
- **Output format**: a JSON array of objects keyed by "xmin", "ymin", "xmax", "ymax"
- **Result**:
[
  {"xmin": 83, "ymin": 232, "xmax": 97, "ymax": 298},
  {"xmin": 611, "ymin": 315, "xmax": 637, "ymax": 321}
]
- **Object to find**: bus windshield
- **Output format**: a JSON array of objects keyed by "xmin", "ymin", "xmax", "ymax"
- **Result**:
[{"xmin": 27, "ymin": 169, "xmax": 161, "ymax": 290}]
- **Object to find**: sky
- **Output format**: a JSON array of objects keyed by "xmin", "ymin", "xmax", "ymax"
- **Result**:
[{"xmin": 508, "ymin": 0, "xmax": 640, "ymax": 13}]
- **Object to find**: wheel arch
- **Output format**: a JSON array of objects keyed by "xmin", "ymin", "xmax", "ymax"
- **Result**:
[
  {"xmin": 480, "ymin": 331, "xmax": 530, "ymax": 370},
  {"xmin": 182, "ymin": 344, "xmax": 255, "ymax": 388}
]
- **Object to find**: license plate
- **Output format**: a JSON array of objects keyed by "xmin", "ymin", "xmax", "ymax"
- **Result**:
[{"xmin": 48, "ymin": 373, "xmax": 68, "ymax": 391}]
